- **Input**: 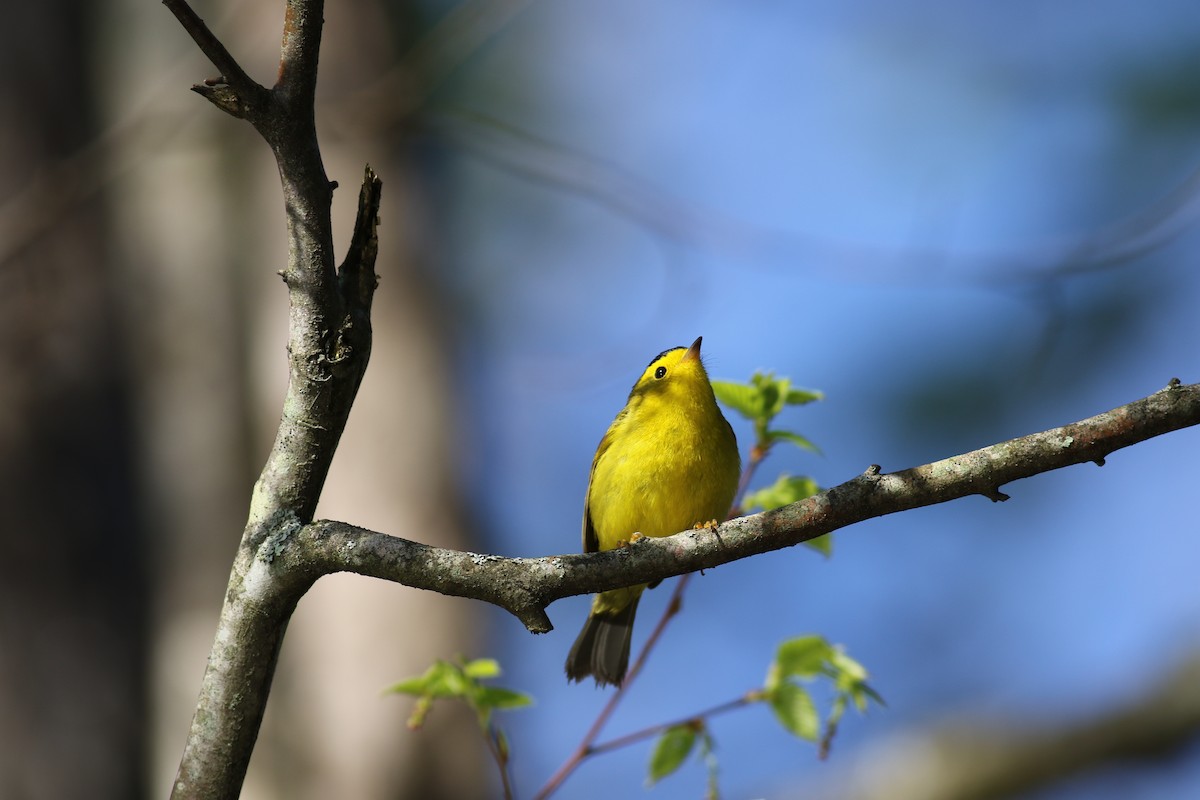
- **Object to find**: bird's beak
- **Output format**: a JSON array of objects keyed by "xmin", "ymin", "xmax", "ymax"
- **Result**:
[{"xmin": 681, "ymin": 336, "xmax": 702, "ymax": 363}]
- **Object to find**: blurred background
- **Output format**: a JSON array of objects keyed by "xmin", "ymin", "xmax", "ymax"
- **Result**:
[{"xmin": 2, "ymin": 0, "xmax": 1199, "ymax": 798}]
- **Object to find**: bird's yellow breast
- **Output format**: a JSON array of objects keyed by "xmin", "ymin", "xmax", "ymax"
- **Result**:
[{"xmin": 587, "ymin": 389, "xmax": 739, "ymax": 551}]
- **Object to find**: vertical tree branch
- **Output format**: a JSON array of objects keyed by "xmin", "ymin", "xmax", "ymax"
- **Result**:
[
  {"xmin": 165, "ymin": 1, "xmax": 381, "ymax": 797},
  {"xmin": 278, "ymin": 0, "xmax": 324, "ymax": 100}
]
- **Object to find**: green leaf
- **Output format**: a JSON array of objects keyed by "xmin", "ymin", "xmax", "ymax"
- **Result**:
[
  {"xmin": 803, "ymin": 534, "xmax": 833, "ymax": 557},
  {"xmin": 748, "ymin": 372, "xmax": 793, "ymax": 419},
  {"xmin": 773, "ymin": 636, "xmax": 833, "ymax": 683},
  {"xmin": 388, "ymin": 656, "xmax": 533, "ymax": 736},
  {"xmin": 785, "ymin": 387, "xmax": 824, "ymax": 406},
  {"xmin": 430, "ymin": 661, "xmax": 470, "ymax": 696},
  {"xmin": 826, "ymin": 649, "xmax": 886, "ymax": 711},
  {"xmin": 714, "ymin": 373, "xmax": 823, "ymax": 444},
  {"xmin": 764, "ymin": 429, "xmax": 822, "ymax": 454},
  {"xmin": 385, "ymin": 660, "xmax": 454, "ymax": 697},
  {"xmin": 829, "ymin": 649, "xmax": 868, "ymax": 685},
  {"xmin": 462, "ymin": 658, "xmax": 501, "ymax": 679},
  {"xmin": 469, "ymin": 684, "xmax": 534, "ymax": 730},
  {"xmin": 711, "ymin": 380, "xmax": 762, "ymax": 421},
  {"xmin": 741, "ymin": 474, "xmax": 820, "ymax": 513},
  {"xmin": 647, "ymin": 724, "xmax": 699, "ymax": 785},
  {"xmin": 756, "ymin": 377, "xmax": 785, "ymax": 419},
  {"xmin": 760, "ymin": 638, "xmax": 883, "ymax": 756},
  {"xmin": 851, "ymin": 682, "xmax": 887, "ymax": 711},
  {"xmin": 768, "ymin": 682, "xmax": 819, "ymax": 741},
  {"xmin": 475, "ymin": 686, "xmax": 534, "ymax": 712}
]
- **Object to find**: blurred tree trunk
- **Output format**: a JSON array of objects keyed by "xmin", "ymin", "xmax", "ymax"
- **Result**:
[
  {"xmin": 0, "ymin": 1, "xmax": 145, "ymax": 799},
  {"xmin": 814, "ymin": 653, "xmax": 1200, "ymax": 800}
]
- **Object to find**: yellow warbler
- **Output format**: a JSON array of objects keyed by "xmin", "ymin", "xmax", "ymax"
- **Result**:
[{"xmin": 565, "ymin": 337, "xmax": 740, "ymax": 687}]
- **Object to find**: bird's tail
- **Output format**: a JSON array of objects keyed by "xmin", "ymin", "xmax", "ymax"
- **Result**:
[{"xmin": 564, "ymin": 595, "xmax": 641, "ymax": 687}]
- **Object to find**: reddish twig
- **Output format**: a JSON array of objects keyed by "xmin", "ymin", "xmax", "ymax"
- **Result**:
[
  {"xmin": 588, "ymin": 694, "xmax": 755, "ymax": 757},
  {"xmin": 534, "ymin": 574, "xmax": 693, "ymax": 800},
  {"xmin": 535, "ymin": 434, "xmax": 771, "ymax": 799}
]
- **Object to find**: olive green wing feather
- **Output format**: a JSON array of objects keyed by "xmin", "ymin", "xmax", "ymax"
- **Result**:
[{"xmin": 581, "ymin": 406, "xmax": 628, "ymax": 553}]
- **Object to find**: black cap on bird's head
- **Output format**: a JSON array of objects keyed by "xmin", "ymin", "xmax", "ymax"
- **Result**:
[{"xmin": 630, "ymin": 336, "xmax": 712, "ymax": 399}]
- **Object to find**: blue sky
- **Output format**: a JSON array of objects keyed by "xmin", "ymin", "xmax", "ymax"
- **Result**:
[{"xmin": 419, "ymin": 1, "xmax": 1200, "ymax": 796}]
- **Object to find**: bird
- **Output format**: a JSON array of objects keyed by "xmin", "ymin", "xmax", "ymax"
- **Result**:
[{"xmin": 565, "ymin": 336, "xmax": 740, "ymax": 687}]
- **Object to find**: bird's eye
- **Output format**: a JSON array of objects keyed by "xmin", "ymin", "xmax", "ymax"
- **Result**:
[{"xmin": 654, "ymin": 366, "xmax": 667, "ymax": 379}]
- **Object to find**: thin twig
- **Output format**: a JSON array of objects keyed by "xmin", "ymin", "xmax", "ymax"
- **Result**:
[
  {"xmin": 588, "ymin": 694, "xmax": 755, "ymax": 757},
  {"xmin": 732, "ymin": 442, "xmax": 769, "ymax": 516},
  {"xmin": 483, "ymin": 725, "xmax": 514, "ymax": 800},
  {"xmin": 161, "ymin": 0, "xmax": 262, "ymax": 100},
  {"xmin": 533, "ymin": 576, "xmax": 693, "ymax": 800},
  {"xmin": 535, "ymin": 431, "xmax": 791, "ymax": 798}
]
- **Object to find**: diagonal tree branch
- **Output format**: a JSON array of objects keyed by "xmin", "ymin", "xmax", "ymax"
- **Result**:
[
  {"xmin": 287, "ymin": 379, "xmax": 1199, "ymax": 633},
  {"xmin": 162, "ymin": 0, "xmax": 261, "ymax": 96},
  {"xmin": 162, "ymin": 0, "xmax": 269, "ymax": 119}
]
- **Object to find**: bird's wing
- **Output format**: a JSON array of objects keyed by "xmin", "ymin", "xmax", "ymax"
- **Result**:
[{"xmin": 581, "ymin": 405, "xmax": 627, "ymax": 553}]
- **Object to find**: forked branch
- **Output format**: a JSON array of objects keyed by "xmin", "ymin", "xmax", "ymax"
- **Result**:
[
  {"xmin": 163, "ymin": 3, "xmax": 1200, "ymax": 799},
  {"xmin": 166, "ymin": 1, "xmax": 381, "ymax": 798}
]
